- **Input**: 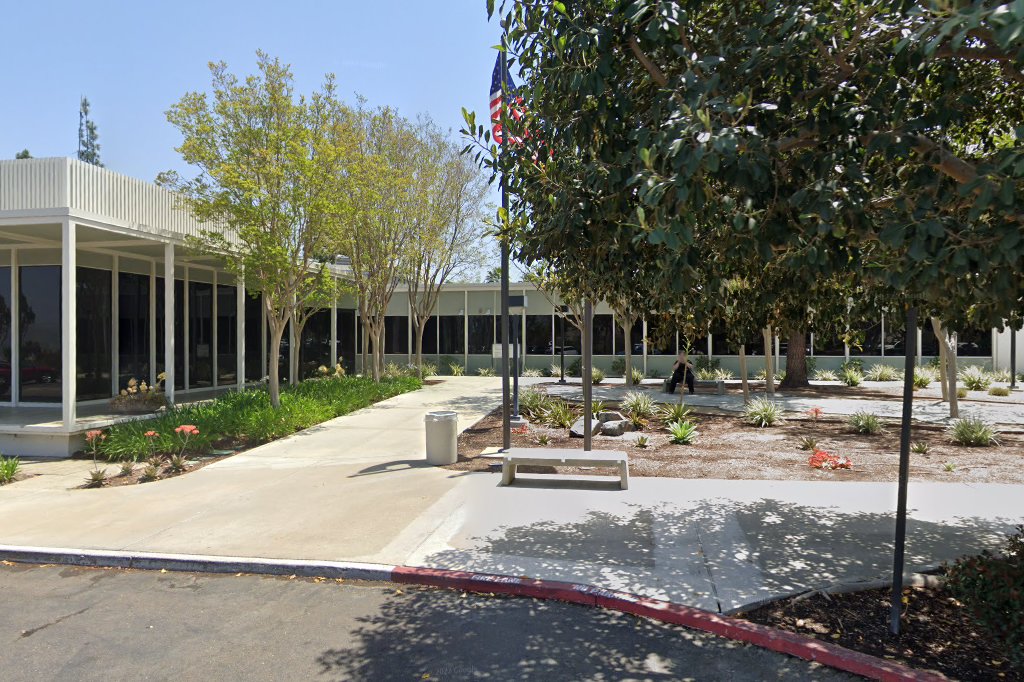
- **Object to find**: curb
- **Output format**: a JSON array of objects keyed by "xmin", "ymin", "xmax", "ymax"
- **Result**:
[{"xmin": 0, "ymin": 546, "xmax": 944, "ymax": 681}]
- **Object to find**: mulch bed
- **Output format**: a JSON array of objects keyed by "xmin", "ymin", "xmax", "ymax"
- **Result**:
[
  {"xmin": 452, "ymin": 408, "xmax": 1024, "ymax": 483},
  {"xmin": 741, "ymin": 584, "xmax": 1022, "ymax": 681},
  {"xmin": 71, "ymin": 437, "xmax": 243, "ymax": 488}
]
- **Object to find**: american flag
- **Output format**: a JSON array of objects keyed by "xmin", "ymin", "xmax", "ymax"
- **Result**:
[{"xmin": 490, "ymin": 53, "xmax": 520, "ymax": 145}]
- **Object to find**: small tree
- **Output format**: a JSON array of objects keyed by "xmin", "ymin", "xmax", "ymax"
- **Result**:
[
  {"xmin": 406, "ymin": 121, "xmax": 489, "ymax": 376},
  {"xmin": 77, "ymin": 96, "xmax": 103, "ymax": 167},
  {"xmin": 165, "ymin": 53, "xmax": 352, "ymax": 407},
  {"xmin": 14, "ymin": 149, "xmax": 30, "ymax": 160}
]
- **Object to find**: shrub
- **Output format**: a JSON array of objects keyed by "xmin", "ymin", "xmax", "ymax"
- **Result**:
[
  {"xmin": 864, "ymin": 364, "xmax": 902, "ymax": 381},
  {"xmin": 959, "ymin": 365, "xmax": 991, "ymax": 391},
  {"xmin": 547, "ymin": 362, "xmax": 563, "ymax": 378},
  {"xmin": 943, "ymin": 461, "xmax": 956, "ymax": 472},
  {"xmin": 609, "ymin": 358, "xmax": 626, "ymax": 376},
  {"xmin": 85, "ymin": 468, "xmax": 108, "ymax": 488},
  {"xmin": 448, "ymin": 362, "xmax": 465, "ymax": 376},
  {"xmin": 696, "ymin": 367, "xmax": 717, "ymax": 381},
  {"xmin": 712, "ymin": 367, "xmax": 735, "ymax": 381},
  {"xmin": 948, "ymin": 417, "xmax": 1000, "ymax": 447},
  {"xmin": 476, "ymin": 367, "xmax": 496, "ymax": 377},
  {"xmin": 989, "ymin": 386, "xmax": 1011, "ymax": 397},
  {"xmin": 694, "ymin": 356, "xmax": 719, "ymax": 372},
  {"xmin": 590, "ymin": 400, "xmax": 609, "ymax": 417},
  {"xmin": 621, "ymin": 391, "xmax": 656, "ymax": 420},
  {"xmin": 658, "ymin": 402, "xmax": 693, "ymax": 424},
  {"xmin": 840, "ymin": 368, "xmax": 862, "ymax": 387},
  {"xmin": 743, "ymin": 398, "xmax": 784, "ymax": 427},
  {"xmin": 419, "ymin": 362, "xmax": 439, "ymax": 378},
  {"xmin": 847, "ymin": 411, "xmax": 883, "ymax": 434},
  {"xmin": 535, "ymin": 434, "xmax": 550, "ymax": 446},
  {"xmin": 911, "ymin": 441, "xmax": 930, "ymax": 454},
  {"xmin": 140, "ymin": 464, "xmax": 160, "ymax": 482},
  {"xmin": 990, "ymin": 368, "xmax": 1012, "ymax": 383},
  {"xmin": 168, "ymin": 454, "xmax": 188, "ymax": 473},
  {"xmin": 813, "ymin": 368, "xmax": 839, "ymax": 381},
  {"xmin": 840, "ymin": 359, "xmax": 864, "ymax": 373},
  {"xmin": 522, "ymin": 367, "xmax": 544, "ymax": 378},
  {"xmin": 567, "ymin": 358, "xmax": 582, "ymax": 377},
  {"xmin": 629, "ymin": 414, "xmax": 647, "ymax": 430},
  {"xmin": 913, "ymin": 368, "xmax": 935, "ymax": 389},
  {"xmin": 0, "ymin": 455, "xmax": 19, "ymax": 484},
  {"xmin": 946, "ymin": 526, "xmax": 1024, "ymax": 667},
  {"xmin": 519, "ymin": 387, "xmax": 551, "ymax": 418},
  {"xmin": 956, "ymin": 387, "xmax": 968, "ymax": 399},
  {"xmin": 591, "ymin": 368, "xmax": 605, "ymax": 384},
  {"xmin": 798, "ymin": 436, "xmax": 818, "ymax": 451},
  {"xmin": 542, "ymin": 400, "xmax": 577, "ymax": 428},
  {"xmin": 630, "ymin": 368, "xmax": 646, "ymax": 385},
  {"xmin": 119, "ymin": 461, "xmax": 135, "ymax": 477},
  {"xmin": 383, "ymin": 362, "xmax": 411, "ymax": 379},
  {"xmin": 667, "ymin": 419, "xmax": 699, "ymax": 445},
  {"xmin": 635, "ymin": 435, "xmax": 650, "ymax": 448}
]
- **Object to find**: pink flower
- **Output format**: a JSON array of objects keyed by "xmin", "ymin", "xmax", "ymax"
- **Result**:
[
  {"xmin": 85, "ymin": 429, "xmax": 105, "ymax": 443},
  {"xmin": 174, "ymin": 425, "xmax": 199, "ymax": 436},
  {"xmin": 144, "ymin": 431, "xmax": 158, "ymax": 438},
  {"xmin": 806, "ymin": 407, "xmax": 824, "ymax": 421}
]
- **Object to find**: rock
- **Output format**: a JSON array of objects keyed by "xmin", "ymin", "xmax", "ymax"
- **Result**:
[
  {"xmin": 569, "ymin": 417, "xmax": 602, "ymax": 438},
  {"xmin": 600, "ymin": 419, "xmax": 634, "ymax": 437},
  {"xmin": 597, "ymin": 410, "xmax": 626, "ymax": 423}
]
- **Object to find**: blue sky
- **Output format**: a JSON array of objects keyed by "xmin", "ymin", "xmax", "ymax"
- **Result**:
[{"xmin": 2, "ymin": 0, "xmax": 501, "ymax": 181}]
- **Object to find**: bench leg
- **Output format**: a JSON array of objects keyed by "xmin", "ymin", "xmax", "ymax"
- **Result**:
[
  {"xmin": 619, "ymin": 461, "xmax": 629, "ymax": 490},
  {"xmin": 717, "ymin": 382, "xmax": 725, "ymax": 396},
  {"xmin": 501, "ymin": 462, "xmax": 516, "ymax": 486}
]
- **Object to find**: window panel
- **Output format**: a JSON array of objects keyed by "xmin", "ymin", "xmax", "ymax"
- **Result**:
[{"xmin": 78, "ymin": 267, "xmax": 112, "ymax": 401}]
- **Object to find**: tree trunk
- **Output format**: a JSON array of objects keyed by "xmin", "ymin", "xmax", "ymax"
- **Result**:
[
  {"xmin": 931, "ymin": 318, "xmax": 959, "ymax": 417},
  {"xmin": 267, "ymin": 322, "xmax": 286, "ymax": 409},
  {"xmin": 739, "ymin": 344, "xmax": 750, "ymax": 403},
  {"xmin": 933, "ymin": 317, "xmax": 948, "ymax": 400},
  {"xmin": 764, "ymin": 327, "xmax": 775, "ymax": 396},
  {"xmin": 360, "ymin": 320, "xmax": 368, "ymax": 377},
  {"xmin": 290, "ymin": 318, "xmax": 308, "ymax": 385},
  {"xmin": 369, "ymin": 325, "xmax": 384, "ymax": 381},
  {"xmin": 778, "ymin": 330, "xmax": 810, "ymax": 389},
  {"xmin": 415, "ymin": 322, "xmax": 426, "ymax": 378},
  {"xmin": 622, "ymin": 321, "xmax": 633, "ymax": 386}
]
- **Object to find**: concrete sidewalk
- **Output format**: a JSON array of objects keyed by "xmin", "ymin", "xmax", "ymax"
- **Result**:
[
  {"xmin": 0, "ymin": 377, "xmax": 502, "ymax": 563},
  {"xmin": 1, "ymin": 374, "xmax": 1021, "ymax": 617}
]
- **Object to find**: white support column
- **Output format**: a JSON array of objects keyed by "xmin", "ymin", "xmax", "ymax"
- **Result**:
[
  {"xmin": 149, "ymin": 260, "xmax": 157, "ymax": 387},
  {"xmin": 10, "ymin": 249, "xmax": 19, "ymax": 405},
  {"xmin": 917, "ymin": 328, "xmax": 923, "ymax": 366},
  {"xmin": 261, "ymin": 304, "xmax": 268, "ymax": 379},
  {"xmin": 407, "ymin": 298, "xmax": 413, "ymax": 365},
  {"xmin": 289, "ymin": 322, "xmax": 297, "ymax": 383},
  {"xmin": 236, "ymin": 275, "xmax": 245, "ymax": 389},
  {"xmin": 463, "ymin": 290, "xmax": 469, "ymax": 368},
  {"xmin": 183, "ymin": 266, "xmax": 190, "ymax": 391},
  {"xmin": 61, "ymin": 220, "xmax": 77, "ymax": 429},
  {"xmin": 642, "ymin": 318, "xmax": 648, "ymax": 376},
  {"xmin": 329, "ymin": 286, "xmax": 338, "ymax": 368},
  {"xmin": 212, "ymin": 270, "xmax": 218, "ymax": 387},
  {"xmin": 111, "ymin": 255, "xmax": 120, "ymax": 395},
  {"xmin": 163, "ymin": 243, "xmax": 175, "ymax": 406},
  {"xmin": 880, "ymin": 314, "xmax": 886, "ymax": 358}
]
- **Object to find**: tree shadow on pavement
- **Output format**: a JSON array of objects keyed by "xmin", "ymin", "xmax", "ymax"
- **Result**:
[{"xmin": 314, "ymin": 587, "xmax": 855, "ymax": 681}]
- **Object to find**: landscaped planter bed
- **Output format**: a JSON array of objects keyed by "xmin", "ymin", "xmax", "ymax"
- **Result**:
[{"xmin": 452, "ymin": 408, "xmax": 1024, "ymax": 483}]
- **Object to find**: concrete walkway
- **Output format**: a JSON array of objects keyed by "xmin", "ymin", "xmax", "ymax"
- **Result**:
[{"xmin": 1, "ymin": 374, "xmax": 1021, "ymax": 617}]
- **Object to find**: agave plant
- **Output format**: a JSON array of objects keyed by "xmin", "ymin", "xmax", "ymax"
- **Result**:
[
  {"xmin": 621, "ymin": 391, "xmax": 656, "ymax": 420},
  {"xmin": 658, "ymin": 402, "xmax": 693, "ymax": 424},
  {"xmin": 543, "ymin": 400, "xmax": 577, "ymax": 429},
  {"xmin": 743, "ymin": 398, "xmax": 784, "ymax": 427},
  {"xmin": 667, "ymin": 420, "xmax": 699, "ymax": 445}
]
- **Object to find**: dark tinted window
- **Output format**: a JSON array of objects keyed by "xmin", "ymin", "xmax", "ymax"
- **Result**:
[
  {"xmin": 19, "ymin": 266, "xmax": 62, "ymax": 402},
  {"xmin": 118, "ymin": 272, "xmax": 148, "ymax": 391},
  {"xmin": 78, "ymin": 267, "xmax": 112, "ymax": 400},
  {"xmin": 189, "ymin": 281, "xmax": 213, "ymax": 388}
]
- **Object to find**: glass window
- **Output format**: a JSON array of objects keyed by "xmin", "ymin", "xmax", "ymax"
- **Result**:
[
  {"xmin": 614, "ymin": 319, "xmax": 644, "ymax": 355},
  {"xmin": 882, "ymin": 313, "xmax": 906, "ymax": 356},
  {"xmin": 337, "ymin": 309, "xmax": 356, "ymax": 372},
  {"xmin": 189, "ymin": 281, "xmax": 213, "ymax": 388},
  {"xmin": 19, "ymin": 266, "xmax": 62, "ymax": 402},
  {"xmin": 0, "ymin": 267, "xmax": 12, "ymax": 401},
  {"xmin": 525, "ymin": 315, "xmax": 551, "ymax": 355},
  {"xmin": 242, "ymin": 293, "xmax": 262, "ymax": 382},
  {"xmin": 956, "ymin": 325, "xmax": 992, "ymax": 357},
  {"xmin": 78, "ymin": 267, "xmax": 112, "ymax": 401},
  {"xmin": 299, "ymin": 309, "xmax": 332, "ymax": 378},
  {"xmin": 592, "ymin": 314, "xmax": 613, "ymax": 355},
  {"xmin": 468, "ymin": 315, "xmax": 494, "ymax": 354},
  {"xmin": 419, "ymin": 317, "xmax": 438, "ymax": 355},
  {"xmin": 920, "ymin": 325, "xmax": 939, "ymax": 356},
  {"xmin": 646, "ymin": 318, "xmax": 675, "ymax": 355},
  {"xmin": 118, "ymin": 272, "xmax": 149, "ymax": 391},
  {"xmin": 438, "ymin": 315, "xmax": 463, "ymax": 355},
  {"xmin": 562, "ymin": 321, "xmax": 581, "ymax": 356},
  {"xmin": 812, "ymin": 329, "xmax": 846, "ymax": 356},
  {"xmin": 217, "ymin": 284, "xmax": 237, "ymax": 385},
  {"xmin": 383, "ymin": 316, "xmax": 408, "ymax": 355},
  {"xmin": 851, "ymin": 320, "xmax": 882, "ymax": 355}
]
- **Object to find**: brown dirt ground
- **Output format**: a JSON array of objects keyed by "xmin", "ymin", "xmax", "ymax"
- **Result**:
[
  {"xmin": 452, "ymin": 408, "xmax": 1024, "ymax": 483},
  {"xmin": 742, "ymin": 584, "xmax": 1022, "ymax": 682}
]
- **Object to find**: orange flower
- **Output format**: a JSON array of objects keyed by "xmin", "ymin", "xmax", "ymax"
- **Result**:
[
  {"xmin": 144, "ymin": 431, "xmax": 158, "ymax": 438},
  {"xmin": 85, "ymin": 429, "xmax": 105, "ymax": 443}
]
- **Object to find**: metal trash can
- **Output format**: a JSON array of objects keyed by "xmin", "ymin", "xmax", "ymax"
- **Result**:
[{"xmin": 424, "ymin": 411, "xmax": 458, "ymax": 465}]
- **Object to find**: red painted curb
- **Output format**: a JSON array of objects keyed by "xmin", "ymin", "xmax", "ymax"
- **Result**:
[{"xmin": 392, "ymin": 566, "xmax": 947, "ymax": 682}]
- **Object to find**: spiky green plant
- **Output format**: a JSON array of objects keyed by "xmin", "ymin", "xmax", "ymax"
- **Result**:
[
  {"xmin": 812, "ymin": 369, "xmax": 839, "ymax": 381},
  {"xmin": 948, "ymin": 417, "xmax": 1000, "ymax": 447},
  {"xmin": 448, "ymin": 362, "xmax": 465, "ymax": 376},
  {"xmin": 635, "ymin": 435, "xmax": 650, "ymax": 448},
  {"xmin": 667, "ymin": 420, "xmax": 699, "ymax": 444},
  {"xmin": 712, "ymin": 367, "xmax": 735, "ymax": 381},
  {"xmin": 989, "ymin": 386, "xmax": 1011, "ymax": 397},
  {"xmin": 85, "ymin": 468, "xmax": 108, "ymax": 488},
  {"xmin": 535, "ymin": 433, "xmax": 551, "ymax": 446},
  {"xmin": 590, "ymin": 400, "xmax": 609, "ymax": 418},
  {"xmin": 621, "ymin": 391, "xmax": 656, "ymax": 420},
  {"xmin": 119, "ymin": 461, "xmax": 135, "ymax": 477},
  {"xmin": 743, "ymin": 398, "xmax": 784, "ymax": 427},
  {"xmin": 591, "ymin": 368, "xmax": 605, "ymax": 384},
  {"xmin": 848, "ymin": 411, "xmax": 884, "ymax": 435},
  {"xmin": 0, "ymin": 455, "xmax": 20, "ymax": 484},
  {"xmin": 864, "ymin": 364, "xmax": 902, "ymax": 381},
  {"xmin": 911, "ymin": 441, "xmax": 930, "ymax": 454},
  {"xmin": 958, "ymin": 365, "xmax": 991, "ymax": 391},
  {"xmin": 140, "ymin": 464, "xmax": 160, "ymax": 482},
  {"xmin": 798, "ymin": 436, "xmax": 818, "ymax": 451},
  {"xmin": 519, "ymin": 387, "xmax": 551, "ymax": 418},
  {"xmin": 168, "ymin": 454, "xmax": 188, "ymax": 473},
  {"xmin": 658, "ymin": 402, "xmax": 693, "ymax": 424},
  {"xmin": 630, "ymin": 368, "xmax": 646, "ymax": 385},
  {"xmin": 476, "ymin": 367, "xmax": 496, "ymax": 377},
  {"xmin": 543, "ymin": 400, "xmax": 577, "ymax": 429},
  {"xmin": 841, "ymin": 368, "xmax": 862, "ymax": 387}
]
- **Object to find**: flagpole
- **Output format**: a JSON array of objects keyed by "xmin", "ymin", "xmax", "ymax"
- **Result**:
[{"xmin": 499, "ymin": 38, "xmax": 512, "ymax": 451}]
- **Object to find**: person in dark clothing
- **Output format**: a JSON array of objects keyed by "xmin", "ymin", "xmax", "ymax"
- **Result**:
[{"xmin": 667, "ymin": 351, "xmax": 695, "ymax": 394}]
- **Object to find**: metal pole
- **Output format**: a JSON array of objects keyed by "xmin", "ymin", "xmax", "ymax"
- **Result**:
[
  {"xmin": 499, "ymin": 44, "xmax": 511, "ymax": 451},
  {"xmin": 583, "ymin": 301, "xmax": 593, "ymax": 451},
  {"xmin": 512, "ymin": 315, "xmax": 520, "ymax": 418},
  {"xmin": 558, "ymin": 306, "xmax": 566, "ymax": 384},
  {"xmin": 890, "ymin": 306, "xmax": 918, "ymax": 635},
  {"xmin": 1011, "ymin": 316, "xmax": 1018, "ymax": 390}
]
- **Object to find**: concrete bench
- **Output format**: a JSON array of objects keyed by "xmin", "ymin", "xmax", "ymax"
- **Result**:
[
  {"xmin": 665, "ymin": 379, "xmax": 725, "ymax": 395},
  {"xmin": 500, "ymin": 447, "xmax": 629, "ymax": 490}
]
